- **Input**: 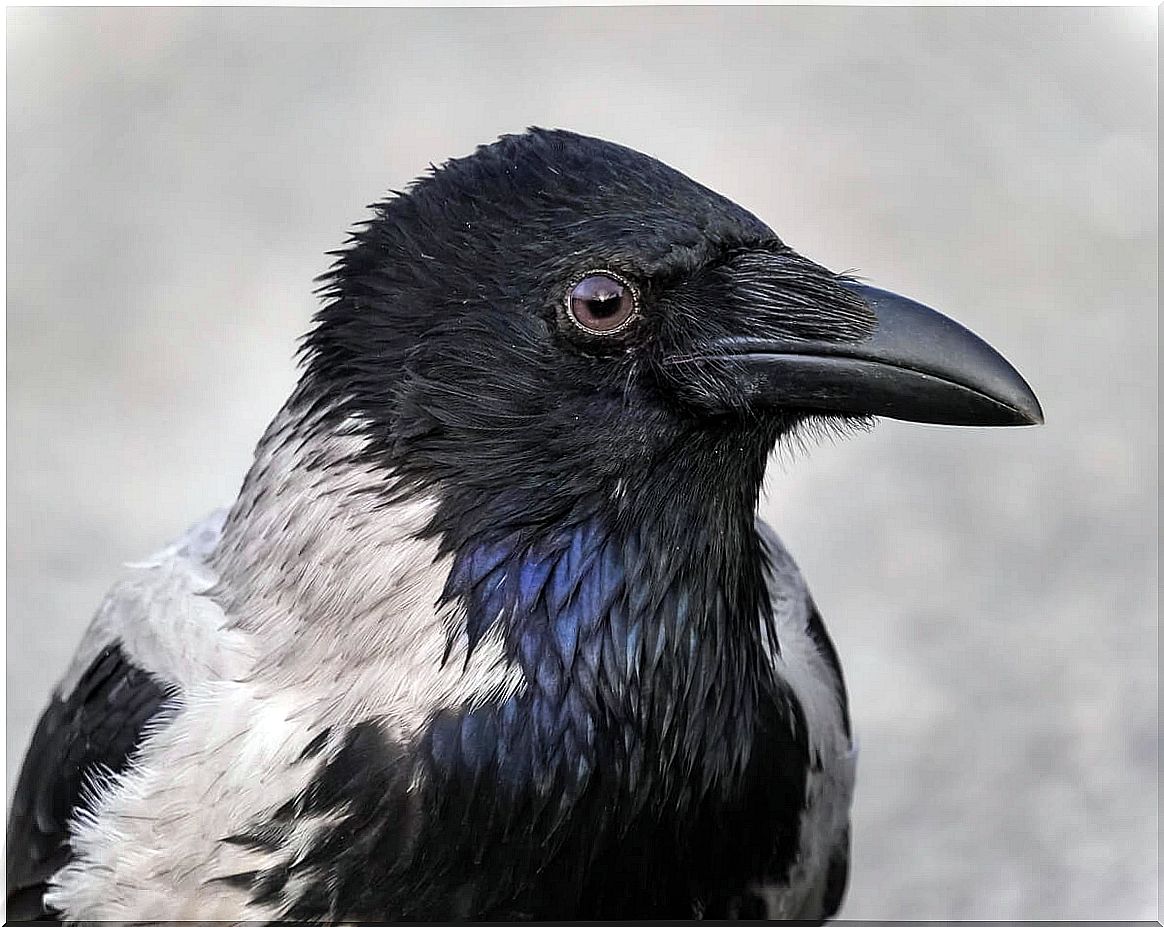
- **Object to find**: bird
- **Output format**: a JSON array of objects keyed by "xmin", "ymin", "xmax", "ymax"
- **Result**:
[{"xmin": 6, "ymin": 127, "xmax": 1043, "ymax": 922}]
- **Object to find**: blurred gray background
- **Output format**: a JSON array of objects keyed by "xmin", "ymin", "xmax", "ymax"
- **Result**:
[{"xmin": 6, "ymin": 6, "xmax": 1158, "ymax": 920}]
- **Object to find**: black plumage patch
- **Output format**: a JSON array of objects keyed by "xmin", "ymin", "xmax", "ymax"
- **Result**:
[
  {"xmin": 240, "ymin": 699, "xmax": 807, "ymax": 920},
  {"xmin": 820, "ymin": 826, "xmax": 852, "ymax": 921},
  {"xmin": 296, "ymin": 726, "xmax": 332, "ymax": 763},
  {"xmin": 6, "ymin": 643, "xmax": 174, "ymax": 920}
]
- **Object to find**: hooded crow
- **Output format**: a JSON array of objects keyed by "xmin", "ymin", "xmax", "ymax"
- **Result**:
[{"xmin": 7, "ymin": 128, "xmax": 1043, "ymax": 922}]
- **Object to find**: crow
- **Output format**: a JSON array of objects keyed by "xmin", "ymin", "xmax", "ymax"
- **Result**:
[{"xmin": 7, "ymin": 128, "xmax": 1042, "ymax": 922}]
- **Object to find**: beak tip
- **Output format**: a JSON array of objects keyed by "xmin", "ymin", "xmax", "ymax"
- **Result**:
[
  {"xmin": 1007, "ymin": 379, "xmax": 1044, "ymax": 427},
  {"xmin": 840, "ymin": 281, "xmax": 1045, "ymax": 429}
]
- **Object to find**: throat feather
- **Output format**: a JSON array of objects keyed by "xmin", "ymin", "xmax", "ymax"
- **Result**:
[{"xmin": 437, "ymin": 513, "xmax": 774, "ymax": 796}]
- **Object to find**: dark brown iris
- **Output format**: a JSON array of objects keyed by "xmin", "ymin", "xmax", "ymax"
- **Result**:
[{"xmin": 566, "ymin": 272, "xmax": 637, "ymax": 335}]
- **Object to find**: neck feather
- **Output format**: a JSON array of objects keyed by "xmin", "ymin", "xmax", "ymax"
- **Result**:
[
  {"xmin": 212, "ymin": 390, "xmax": 783, "ymax": 776},
  {"xmin": 435, "ymin": 432, "xmax": 780, "ymax": 801}
]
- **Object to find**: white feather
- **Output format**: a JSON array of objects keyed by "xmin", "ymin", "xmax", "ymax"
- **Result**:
[
  {"xmin": 47, "ymin": 404, "xmax": 525, "ymax": 921},
  {"xmin": 57, "ymin": 508, "xmax": 253, "ymax": 697}
]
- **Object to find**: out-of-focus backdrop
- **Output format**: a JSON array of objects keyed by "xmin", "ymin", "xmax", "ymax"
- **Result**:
[{"xmin": 6, "ymin": 6, "xmax": 1158, "ymax": 919}]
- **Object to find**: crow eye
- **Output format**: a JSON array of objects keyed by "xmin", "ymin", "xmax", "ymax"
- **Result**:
[{"xmin": 565, "ymin": 272, "xmax": 638, "ymax": 336}]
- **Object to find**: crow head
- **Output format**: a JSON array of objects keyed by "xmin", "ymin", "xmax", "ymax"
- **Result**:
[{"xmin": 303, "ymin": 128, "xmax": 1041, "ymax": 542}]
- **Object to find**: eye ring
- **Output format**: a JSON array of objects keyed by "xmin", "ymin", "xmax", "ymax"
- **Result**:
[{"xmin": 563, "ymin": 269, "xmax": 640, "ymax": 337}]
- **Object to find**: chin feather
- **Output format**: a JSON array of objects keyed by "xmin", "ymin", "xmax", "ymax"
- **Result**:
[{"xmin": 770, "ymin": 414, "xmax": 876, "ymax": 471}]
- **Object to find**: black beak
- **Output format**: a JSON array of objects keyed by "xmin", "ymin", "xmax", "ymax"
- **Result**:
[{"xmin": 702, "ymin": 282, "xmax": 1044, "ymax": 426}]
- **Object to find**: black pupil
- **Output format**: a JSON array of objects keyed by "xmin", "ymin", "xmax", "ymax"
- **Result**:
[{"xmin": 582, "ymin": 293, "xmax": 621, "ymax": 319}]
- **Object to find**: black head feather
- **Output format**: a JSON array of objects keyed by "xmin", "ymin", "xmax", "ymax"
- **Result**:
[{"xmin": 300, "ymin": 127, "xmax": 869, "ymax": 545}]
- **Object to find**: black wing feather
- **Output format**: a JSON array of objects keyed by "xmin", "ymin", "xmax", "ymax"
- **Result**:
[
  {"xmin": 820, "ymin": 826, "xmax": 851, "ymax": 921},
  {"xmin": 6, "ymin": 643, "xmax": 173, "ymax": 920}
]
